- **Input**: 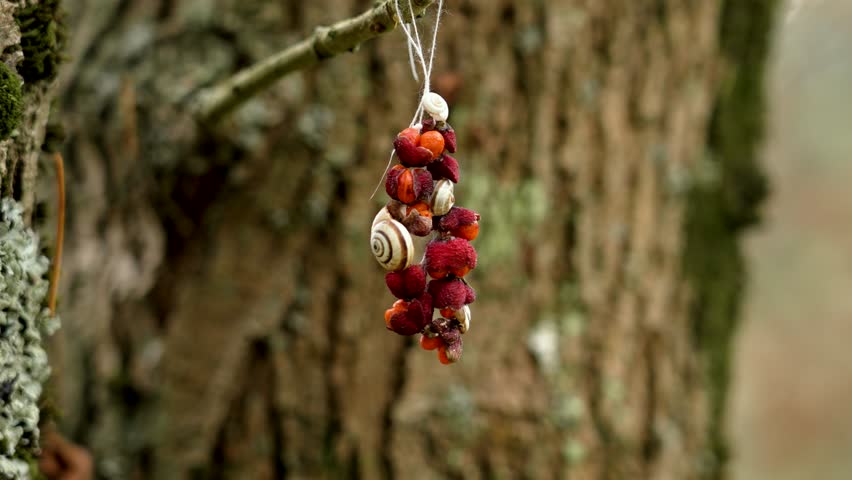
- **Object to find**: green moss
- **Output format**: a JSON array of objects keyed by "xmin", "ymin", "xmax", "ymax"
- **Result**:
[
  {"xmin": 14, "ymin": 0, "xmax": 67, "ymax": 84},
  {"xmin": 683, "ymin": 1, "xmax": 778, "ymax": 478},
  {"xmin": 0, "ymin": 63, "xmax": 23, "ymax": 140}
]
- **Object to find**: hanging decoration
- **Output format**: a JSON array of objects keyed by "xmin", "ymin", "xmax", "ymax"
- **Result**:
[{"xmin": 370, "ymin": 1, "xmax": 480, "ymax": 365}]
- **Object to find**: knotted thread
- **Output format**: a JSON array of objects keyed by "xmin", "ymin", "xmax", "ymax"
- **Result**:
[{"xmin": 396, "ymin": 0, "xmax": 445, "ymax": 125}]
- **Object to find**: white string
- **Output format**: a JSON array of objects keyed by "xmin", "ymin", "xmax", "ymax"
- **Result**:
[
  {"xmin": 408, "ymin": 0, "xmax": 425, "ymax": 79},
  {"xmin": 406, "ymin": 40, "xmax": 419, "ymax": 80},
  {"xmin": 396, "ymin": 0, "xmax": 444, "ymax": 125},
  {"xmin": 423, "ymin": 0, "xmax": 444, "ymax": 95},
  {"xmin": 370, "ymin": 0, "xmax": 445, "ymax": 200},
  {"xmin": 396, "ymin": 0, "xmax": 427, "ymax": 82}
]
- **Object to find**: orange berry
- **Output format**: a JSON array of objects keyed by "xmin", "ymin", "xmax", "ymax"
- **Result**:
[
  {"xmin": 437, "ymin": 345, "xmax": 452, "ymax": 365},
  {"xmin": 419, "ymin": 335, "xmax": 444, "ymax": 351},
  {"xmin": 419, "ymin": 131, "xmax": 445, "ymax": 159},
  {"xmin": 384, "ymin": 300, "xmax": 408, "ymax": 328},
  {"xmin": 454, "ymin": 223, "xmax": 479, "ymax": 241},
  {"xmin": 407, "ymin": 201, "xmax": 433, "ymax": 219},
  {"xmin": 426, "ymin": 266, "xmax": 449, "ymax": 279},
  {"xmin": 451, "ymin": 266, "xmax": 471, "ymax": 278},
  {"xmin": 398, "ymin": 127, "xmax": 421, "ymax": 145},
  {"xmin": 397, "ymin": 168, "xmax": 417, "ymax": 204}
]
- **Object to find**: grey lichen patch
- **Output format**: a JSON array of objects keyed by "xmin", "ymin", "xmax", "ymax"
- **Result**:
[
  {"xmin": 0, "ymin": 2, "xmax": 22, "ymax": 66},
  {"xmin": 561, "ymin": 438, "xmax": 586, "ymax": 465},
  {"xmin": 0, "ymin": 62, "xmax": 22, "ymax": 140},
  {"xmin": 561, "ymin": 310, "xmax": 585, "ymax": 338},
  {"xmin": 551, "ymin": 395, "xmax": 585, "ymax": 430},
  {"xmin": 465, "ymin": 170, "xmax": 549, "ymax": 268},
  {"xmin": 0, "ymin": 199, "xmax": 59, "ymax": 479},
  {"xmin": 436, "ymin": 384, "xmax": 479, "ymax": 442}
]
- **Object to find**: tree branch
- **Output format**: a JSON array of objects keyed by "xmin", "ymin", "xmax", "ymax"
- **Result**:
[{"xmin": 191, "ymin": 0, "xmax": 435, "ymax": 123}]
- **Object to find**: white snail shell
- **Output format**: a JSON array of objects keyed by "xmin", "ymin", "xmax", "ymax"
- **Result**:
[
  {"xmin": 422, "ymin": 92, "xmax": 449, "ymax": 122},
  {"xmin": 430, "ymin": 179, "xmax": 455, "ymax": 216},
  {"xmin": 372, "ymin": 206, "xmax": 393, "ymax": 229},
  {"xmin": 371, "ymin": 219, "xmax": 415, "ymax": 271},
  {"xmin": 456, "ymin": 305, "xmax": 471, "ymax": 334}
]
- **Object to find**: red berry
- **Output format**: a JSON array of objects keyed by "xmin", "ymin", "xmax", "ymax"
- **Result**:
[
  {"xmin": 385, "ymin": 293, "xmax": 433, "ymax": 336},
  {"xmin": 386, "ymin": 166, "xmax": 433, "ymax": 205},
  {"xmin": 419, "ymin": 335, "xmax": 444, "ymax": 351},
  {"xmin": 438, "ymin": 207, "xmax": 480, "ymax": 236},
  {"xmin": 394, "ymin": 136, "xmax": 434, "ymax": 167},
  {"xmin": 437, "ymin": 345, "xmax": 452, "ymax": 365},
  {"xmin": 398, "ymin": 202, "xmax": 434, "ymax": 237},
  {"xmin": 384, "ymin": 300, "xmax": 408, "ymax": 328},
  {"xmin": 426, "ymin": 154, "xmax": 460, "ymax": 183},
  {"xmin": 424, "ymin": 237, "xmax": 477, "ymax": 279},
  {"xmin": 398, "ymin": 127, "xmax": 421, "ymax": 145},
  {"xmin": 454, "ymin": 223, "xmax": 479, "ymax": 241},
  {"xmin": 413, "ymin": 169, "xmax": 434, "ymax": 201},
  {"xmin": 440, "ymin": 126, "xmax": 457, "ymax": 153},
  {"xmin": 428, "ymin": 277, "xmax": 476, "ymax": 310},
  {"xmin": 385, "ymin": 265, "xmax": 427, "ymax": 300}
]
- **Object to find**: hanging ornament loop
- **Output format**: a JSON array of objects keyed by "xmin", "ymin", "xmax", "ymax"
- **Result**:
[{"xmin": 394, "ymin": 0, "xmax": 445, "ymax": 125}]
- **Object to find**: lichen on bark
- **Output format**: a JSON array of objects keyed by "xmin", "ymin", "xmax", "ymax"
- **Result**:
[{"xmin": 0, "ymin": 199, "xmax": 59, "ymax": 480}]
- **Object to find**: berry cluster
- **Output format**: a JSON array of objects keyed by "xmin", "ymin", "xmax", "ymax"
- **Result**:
[{"xmin": 370, "ymin": 93, "xmax": 480, "ymax": 365}]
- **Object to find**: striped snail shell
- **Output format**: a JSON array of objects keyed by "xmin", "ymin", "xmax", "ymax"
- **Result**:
[
  {"xmin": 371, "ymin": 219, "xmax": 415, "ymax": 271},
  {"xmin": 430, "ymin": 179, "xmax": 455, "ymax": 216},
  {"xmin": 455, "ymin": 305, "xmax": 471, "ymax": 334},
  {"xmin": 372, "ymin": 206, "xmax": 393, "ymax": 229},
  {"xmin": 422, "ymin": 92, "xmax": 449, "ymax": 122}
]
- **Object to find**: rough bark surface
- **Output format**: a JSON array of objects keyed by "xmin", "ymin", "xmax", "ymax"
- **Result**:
[
  {"xmin": 0, "ymin": 0, "xmax": 65, "ymax": 477},
  {"xmin": 24, "ymin": 0, "xmax": 776, "ymax": 479}
]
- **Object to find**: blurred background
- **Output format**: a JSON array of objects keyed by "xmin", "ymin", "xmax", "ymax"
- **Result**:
[{"xmin": 731, "ymin": 1, "xmax": 852, "ymax": 479}]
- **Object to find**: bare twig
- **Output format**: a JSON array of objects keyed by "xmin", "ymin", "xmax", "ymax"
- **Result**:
[
  {"xmin": 48, "ymin": 152, "xmax": 65, "ymax": 317},
  {"xmin": 192, "ymin": 0, "xmax": 435, "ymax": 123}
]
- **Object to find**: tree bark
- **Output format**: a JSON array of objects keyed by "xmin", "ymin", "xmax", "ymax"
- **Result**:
[
  {"xmin": 11, "ymin": 0, "xmax": 778, "ymax": 479},
  {"xmin": 0, "ymin": 0, "xmax": 64, "ymax": 477}
]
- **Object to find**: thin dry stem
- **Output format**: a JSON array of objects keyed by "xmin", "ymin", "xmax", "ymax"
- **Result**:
[{"xmin": 48, "ymin": 152, "xmax": 65, "ymax": 317}]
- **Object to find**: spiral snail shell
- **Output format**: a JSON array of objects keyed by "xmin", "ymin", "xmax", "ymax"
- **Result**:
[
  {"xmin": 422, "ymin": 92, "xmax": 449, "ymax": 122},
  {"xmin": 371, "ymin": 219, "xmax": 415, "ymax": 271},
  {"xmin": 430, "ymin": 179, "xmax": 455, "ymax": 216},
  {"xmin": 372, "ymin": 206, "xmax": 393, "ymax": 229}
]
